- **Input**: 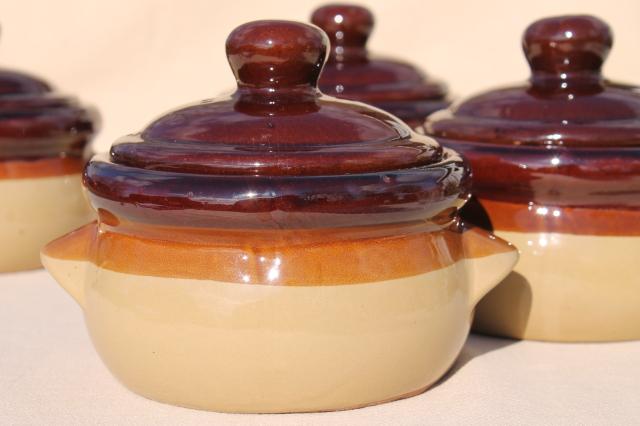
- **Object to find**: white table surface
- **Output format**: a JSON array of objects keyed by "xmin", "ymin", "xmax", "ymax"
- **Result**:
[{"xmin": 1, "ymin": 270, "xmax": 639, "ymax": 426}]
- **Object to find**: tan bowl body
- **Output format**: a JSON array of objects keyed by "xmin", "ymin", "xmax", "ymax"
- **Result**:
[
  {"xmin": 0, "ymin": 173, "xmax": 93, "ymax": 272},
  {"xmin": 42, "ymin": 223, "xmax": 517, "ymax": 413},
  {"xmin": 473, "ymin": 230, "xmax": 640, "ymax": 342},
  {"xmin": 464, "ymin": 199, "xmax": 640, "ymax": 342}
]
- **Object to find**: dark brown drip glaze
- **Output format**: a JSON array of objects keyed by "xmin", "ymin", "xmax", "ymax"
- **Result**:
[
  {"xmin": 310, "ymin": 4, "xmax": 449, "ymax": 126},
  {"xmin": 0, "ymin": 64, "xmax": 97, "ymax": 161},
  {"xmin": 85, "ymin": 20, "xmax": 470, "ymax": 229},
  {"xmin": 425, "ymin": 15, "xmax": 640, "ymax": 211},
  {"xmin": 436, "ymin": 138, "xmax": 640, "ymax": 208}
]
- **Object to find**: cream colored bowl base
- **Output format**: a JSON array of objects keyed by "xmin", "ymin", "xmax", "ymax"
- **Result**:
[
  {"xmin": 41, "ymin": 252, "xmax": 516, "ymax": 413},
  {"xmin": 473, "ymin": 231, "xmax": 640, "ymax": 342},
  {"xmin": 0, "ymin": 174, "xmax": 93, "ymax": 272}
]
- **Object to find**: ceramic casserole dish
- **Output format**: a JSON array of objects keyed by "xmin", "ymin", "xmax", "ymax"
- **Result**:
[
  {"xmin": 43, "ymin": 20, "xmax": 517, "ymax": 413},
  {"xmin": 425, "ymin": 15, "xmax": 640, "ymax": 342},
  {"xmin": 0, "ymin": 29, "xmax": 97, "ymax": 272}
]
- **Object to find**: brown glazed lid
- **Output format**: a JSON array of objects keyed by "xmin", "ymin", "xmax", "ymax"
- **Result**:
[
  {"xmin": 426, "ymin": 15, "xmax": 640, "ymax": 148},
  {"xmin": 311, "ymin": 4, "xmax": 449, "ymax": 128},
  {"xmin": 85, "ymin": 20, "xmax": 469, "ymax": 229},
  {"xmin": 425, "ymin": 15, "xmax": 640, "ymax": 210},
  {"xmin": 0, "ymin": 33, "xmax": 97, "ymax": 161}
]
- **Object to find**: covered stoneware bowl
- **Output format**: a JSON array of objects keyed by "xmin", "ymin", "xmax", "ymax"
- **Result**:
[
  {"xmin": 311, "ymin": 4, "xmax": 450, "ymax": 129},
  {"xmin": 42, "ymin": 20, "xmax": 517, "ymax": 413},
  {"xmin": 0, "ymin": 31, "xmax": 97, "ymax": 272},
  {"xmin": 425, "ymin": 15, "xmax": 640, "ymax": 342}
]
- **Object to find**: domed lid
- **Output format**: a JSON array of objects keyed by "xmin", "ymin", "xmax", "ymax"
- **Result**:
[
  {"xmin": 0, "ymin": 32, "xmax": 97, "ymax": 160},
  {"xmin": 311, "ymin": 4, "xmax": 449, "ymax": 125},
  {"xmin": 85, "ymin": 20, "xmax": 469, "ymax": 229},
  {"xmin": 426, "ymin": 15, "xmax": 640, "ymax": 148}
]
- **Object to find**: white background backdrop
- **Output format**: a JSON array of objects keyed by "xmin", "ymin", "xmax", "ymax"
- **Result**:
[{"xmin": 2, "ymin": 0, "xmax": 640, "ymax": 151}]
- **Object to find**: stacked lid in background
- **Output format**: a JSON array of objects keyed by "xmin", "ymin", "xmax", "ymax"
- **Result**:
[{"xmin": 311, "ymin": 4, "xmax": 450, "ymax": 129}]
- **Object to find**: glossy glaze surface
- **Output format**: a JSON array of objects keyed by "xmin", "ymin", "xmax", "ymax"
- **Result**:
[
  {"xmin": 86, "ymin": 20, "xmax": 469, "ymax": 229},
  {"xmin": 425, "ymin": 15, "xmax": 640, "ymax": 342},
  {"xmin": 436, "ymin": 138, "xmax": 640, "ymax": 212},
  {"xmin": 311, "ymin": 4, "xmax": 449, "ymax": 128}
]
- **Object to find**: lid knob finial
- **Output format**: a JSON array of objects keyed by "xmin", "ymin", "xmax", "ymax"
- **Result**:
[
  {"xmin": 311, "ymin": 4, "xmax": 373, "ymax": 62},
  {"xmin": 226, "ymin": 20, "xmax": 328, "ymax": 90},
  {"xmin": 523, "ymin": 15, "xmax": 612, "ymax": 76}
]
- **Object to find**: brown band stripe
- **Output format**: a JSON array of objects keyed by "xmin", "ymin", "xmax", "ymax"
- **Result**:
[
  {"xmin": 43, "ymin": 221, "xmax": 514, "ymax": 285},
  {"xmin": 467, "ymin": 198, "xmax": 640, "ymax": 236},
  {"xmin": 0, "ymin": 157, "xmax": 84, "ymax": 179}
]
